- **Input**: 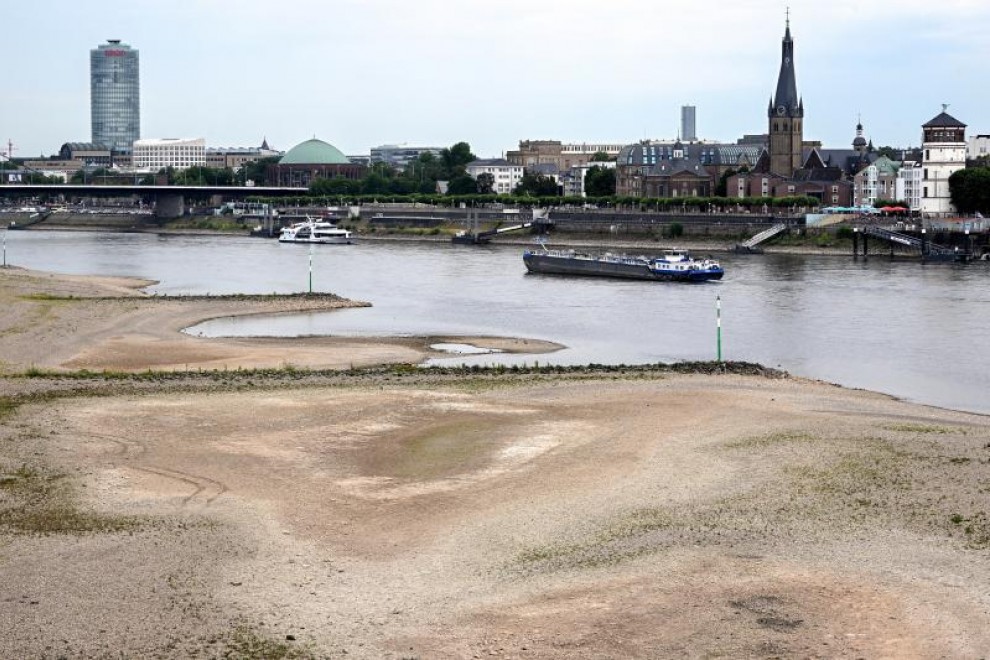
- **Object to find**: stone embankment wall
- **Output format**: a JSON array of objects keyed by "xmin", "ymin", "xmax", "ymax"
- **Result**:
[
  {"xmin": 6, "ymin": 213, "xmax": 157, "ymax": 230},
  {"xmin": 357, "ymin": 207, "xmax": 793, "ymax": 238}
]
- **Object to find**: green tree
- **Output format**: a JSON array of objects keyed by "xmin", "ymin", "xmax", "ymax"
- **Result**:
[
  {"xmin": 476, "ymin": 172, "xmax": 495, "ymax": 194},
  {"xmin": 875, "ymin": 146, "xmax": 900, "ymax": 159},
  {"xmin": 404, "ymin": 152, "xmax": 444, "ymax": 185},
  {"xmin": 715, "ymin": 168, "xmax": 737, "ymax": 197},
  {"xmin": 873, "ymin": 199, "xmax": 910, "ymax": 209},
  {"xmin": 590, "ymin": 151, "xmax": 614, "ymax": 162},
  {"xmin": 439, "ymin": 142, "xmax": 477, "ymax": 179},
  {"xmin": 950, "ymin": 167, "xmax": 990, "ymax": 214},
  {"xmin": 584, "ymin": 166, "xmax": 615, "ymax": 196},
  {"xmin": 447, "ymin": 173, "xmax": 478, "ymax": 195},
  {"xmin": 361, "ymin": 171, "xmax": 392, "ymax": 195},
  {"xmin": 70, "ymin": 167, "xmax": 113, "ymax": 184},
  {"xmin": 310, "ymin": 177, "xmax": 361, "ymax": 196},
  {"xmin": 240, "ymin": 156, "xmax": 280, "ymax": 186},
  {"xmin": 514, "ymin": 171, "xmax": 560, "ymax": 197}
]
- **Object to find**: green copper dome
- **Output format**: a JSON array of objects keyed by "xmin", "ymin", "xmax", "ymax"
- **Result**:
[{"xmin": 279, "ymin": 138, "xmax": 350, "ymax": 165}]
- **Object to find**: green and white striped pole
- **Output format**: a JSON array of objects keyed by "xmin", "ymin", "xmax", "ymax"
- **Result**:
[
  {"xmin": 716, "ymin": 295, "xmax": 722, "ymax": 363},
  {"xmin": 308, "ymin": 242, "xmax": 313, "ymax": 294}
]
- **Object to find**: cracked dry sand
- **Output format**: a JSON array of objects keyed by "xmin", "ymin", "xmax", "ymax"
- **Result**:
[{"xmin": 2, "ymin": 378, "xmax": 989, "ymax": 658}]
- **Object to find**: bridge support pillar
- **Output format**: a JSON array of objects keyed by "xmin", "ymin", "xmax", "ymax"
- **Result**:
[{"xmin": 155, "ymin": 193, "xmax": 185, "ymax": 219}]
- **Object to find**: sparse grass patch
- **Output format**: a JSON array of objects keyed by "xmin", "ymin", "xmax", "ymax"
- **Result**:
[
  {"xmin": 222, "ymin": 626, "xmax": 314, "ymax": 659},
  {"xmin": 882, "ymin": 423, "xmax": 962, "ymax": 435},
  {"xmin": 512, "ymin": 432, "xmax": 989, "ymax": 575},
  {"xmin": 0, "ymin": 396, "xmax": 19, "ymax": 421},
  {"xmin": 17, "ymin": 292, "xmax": 78, "ymax": 302},
  {"xmin": 0, "ymin": 462, "xmax": 140, "ymax": 535},
  {"xmin": 514, "ymin": 505, "xmax": 688, "ymax": 572},
  {"xmin": 721, "ymin": 431, "xmax": 814, "ymax": 450}
]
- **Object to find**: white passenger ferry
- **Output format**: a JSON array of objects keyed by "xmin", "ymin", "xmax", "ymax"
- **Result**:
[{"xmin": 278, "ymin": 217, "xmax": 355, "ymax": 244}]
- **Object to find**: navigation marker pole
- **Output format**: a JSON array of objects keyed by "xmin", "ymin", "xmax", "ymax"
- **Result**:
[
  {"xmin": 308, "ymin": 242, "xmax": 314, "ymax": 294},
  {"xmin": 2, "ymin": 229, "xmax": 6, "ymax": 268},
  {"xmin": 716, "ymin": 295, "xmax": 722, "ymax": 363}
]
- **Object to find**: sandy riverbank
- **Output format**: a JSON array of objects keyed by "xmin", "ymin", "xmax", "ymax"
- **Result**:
[
  {"xmin": 1, "ymin": 267, "xmax": 988, "ymax": 658},
  {"xmin": 0, "ymin": 266, "xmax": 560, "ymax": 373}
]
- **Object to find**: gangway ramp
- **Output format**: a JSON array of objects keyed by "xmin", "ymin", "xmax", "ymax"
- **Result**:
[
  {"xmin": 860, "ymin": 226, "xmax": 965, "ymax": 261},
  {"xmin": 735, "ymin": 222, "xmax": 788, "ymax": 252},
  {"xmin": 8, "ymin": 210, "xmax": 53, "ymax": 229},
  {"xmin": 452, "ymin": 221, "xmax": 535, "ymax": 245},
  {"xmin": 493, "ymin": 221, "xmax": 533, "ymax": 235}
]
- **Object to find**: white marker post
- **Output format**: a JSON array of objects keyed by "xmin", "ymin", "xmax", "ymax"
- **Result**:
[
  {"xmin": 308, "ymin": 242, "xmax": 314, "ymax": 294},
  {"xmin": 716, "ymin": 295, "xmax": 722, "ymax": 363}
]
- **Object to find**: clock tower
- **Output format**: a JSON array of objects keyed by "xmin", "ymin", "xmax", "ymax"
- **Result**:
[{"xmin": 767, "ymin": 15, "xmax": 804, "ymax": 177}]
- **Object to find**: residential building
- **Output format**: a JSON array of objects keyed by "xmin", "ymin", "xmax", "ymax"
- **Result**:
[
  {"xmin": 132, "ymin": 138, "xmax": 206, "ymax": 171},
  {"xmin": 91, "ymin": 40, "xmax": 140, "ymax": 152},
  {"xmin": 767, "ymin": 20, "xmax": 804, "ymax": 177},
  {"xmin": 967, "ymin": 134, "xmax": 990, "ymax": 163},
  {"xmin": 728, "ymin": 155, "xmax": 853, "ymax": 206},
  {"xmin": 205, "ymin": 139, "xmax": 281, "ymax": 170},
  {"xmin": 614, "ymin": 140, "xmax": 761, "ymax": 197},
  {"xmin": 681, "ymin": 105, "xmax": 697, "ymax": 142},
  {"xmin": 896, "ymin": 161, "xmax": 923, "ymax": 210},
  {"xmin": 566, "ymin": 161, "xmax": 616, "ymax": 197},
  {"xmin": 853, "ymin": 156, "xmax": 900, "ymax": 207},
  {"xmin": 615, "ymin": 141, "xmax": 714, "ymax": 198},
  {"xmin": 506, "ymin": 140, "xmax": 623, "ymax": 171},
  {"xmin": 466, "ymin": 159, "xmax": 524, "ymax": 194},
  {"xmin": 370, "ymin": 145, "xmax": 443, "ymax": 170},
  {"xmin": 920, "ymin": 109, "xmax": 967, "ymax": 216}
]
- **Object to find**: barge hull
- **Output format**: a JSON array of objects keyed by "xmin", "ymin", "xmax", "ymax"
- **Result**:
[{"xmin": 523, "ymin": 253, "xmax": 720, "ymax": 282}]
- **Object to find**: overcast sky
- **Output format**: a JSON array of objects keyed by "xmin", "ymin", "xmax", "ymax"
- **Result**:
[{"xmin": 3, "ymin": 0, "xmax": 988, "ymax": 158}]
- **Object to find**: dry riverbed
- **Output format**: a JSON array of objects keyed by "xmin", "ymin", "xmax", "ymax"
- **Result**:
[{"xmin": 0, "ymin": 266, "xmax": 988, "ymax": 659}]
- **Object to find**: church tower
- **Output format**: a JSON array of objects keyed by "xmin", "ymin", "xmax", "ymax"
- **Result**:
[{"xmin": 768, "ymin": 15, "xmax": 804, "ymax": 177}]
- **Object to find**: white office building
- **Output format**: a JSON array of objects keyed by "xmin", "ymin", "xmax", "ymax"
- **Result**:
[
  {"xmin": 370, "ymin": 144, "xmax": 443, "ymax": 170},
  {"xmin": 466, "ymin": 159, "xmax": 524, "ymax": 194},
  {"xmin": 132, "ymin": 138, "xmax": 206, "ymax": 171}
]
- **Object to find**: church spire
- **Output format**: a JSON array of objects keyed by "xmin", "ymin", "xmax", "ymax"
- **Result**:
[{"xmin": 770, "ymin": 13, "xmax": 801, "ymax": 118}]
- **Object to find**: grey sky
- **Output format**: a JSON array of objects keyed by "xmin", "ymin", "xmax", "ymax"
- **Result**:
[{"xmin": 4, "ymin": 0, "xmax": 988, "ymax": 158}]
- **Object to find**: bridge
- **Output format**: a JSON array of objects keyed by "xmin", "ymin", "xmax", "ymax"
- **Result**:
[{"xmin": 0, "ymin": 184, "xmax": 308, "ymax": 219}]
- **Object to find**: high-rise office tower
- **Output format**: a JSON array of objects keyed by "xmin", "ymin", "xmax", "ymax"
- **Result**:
[
  {"xmin": 681, "ymin": 105, "xmax": 697, "ymax": 142},
  {"xmin": 90, "ymin": 40, "xmax": 140, "ymax": 151}
]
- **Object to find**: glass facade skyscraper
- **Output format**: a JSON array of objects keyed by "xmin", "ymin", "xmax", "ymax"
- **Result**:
[{"xmin": 90, "ymin": 40, "xmax": 140, "ymax": 152}]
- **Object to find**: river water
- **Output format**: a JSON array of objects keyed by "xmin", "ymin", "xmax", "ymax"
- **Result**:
[{"xmin": 4, "ymin": 230, "xmax": 989, "ymax": 414}]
